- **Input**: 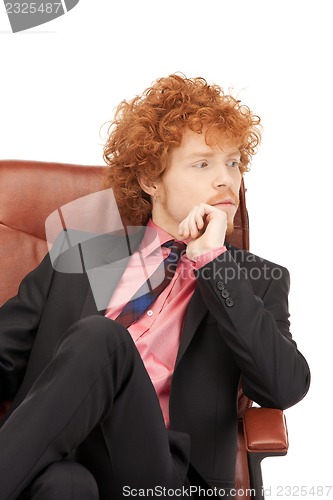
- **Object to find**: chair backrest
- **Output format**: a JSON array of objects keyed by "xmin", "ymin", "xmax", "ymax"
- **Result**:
[
  {"xmin": 0, "ymin": 159, "xmax": 252, "ymax": 497},
  {"xmin": 0, "ymin": 160, "xmax": 104, "ymax": 305}
]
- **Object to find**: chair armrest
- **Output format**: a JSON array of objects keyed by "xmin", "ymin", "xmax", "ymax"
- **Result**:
[
  {"xmin": 243, "ymin": 407, "xmax": 289, "ymax": 454},
  {"xmin": 242, "ymin": 408, "xmax": 288, "ymax": 500}
]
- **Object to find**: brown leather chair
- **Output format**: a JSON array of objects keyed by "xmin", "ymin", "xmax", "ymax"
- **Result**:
[{"xmin": 0, "ymin": 160, "xmax": 289, "ymax": 499}]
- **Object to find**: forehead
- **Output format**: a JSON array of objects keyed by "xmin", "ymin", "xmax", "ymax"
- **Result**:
[{"xmin": 174, "ymin": 129, "xmax": 240, "ymax": 157}]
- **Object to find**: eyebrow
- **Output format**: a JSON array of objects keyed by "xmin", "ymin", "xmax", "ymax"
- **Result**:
[{"xmin": 184, "ymin": 150, "xmax": 241, "ymax": 160}]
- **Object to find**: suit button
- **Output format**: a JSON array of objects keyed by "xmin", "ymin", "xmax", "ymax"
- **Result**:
[
  {"xmin": 226, "ymin": 298, "xmax": 234, "ymax": 307},
  {"xmin": 216, "ymin": 281, "xmax": 225, "ymax": 290},
  {"xmin": 221, "ymin": 289, "xmax": 230, "ymax": 298}
]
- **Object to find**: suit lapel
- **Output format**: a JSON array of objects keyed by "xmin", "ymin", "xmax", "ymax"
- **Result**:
[
  {"xmin": 79, "ymin": 278, "xmax": 105, "ymax": 318},
  {"xmin": 79, "ymin": 228, "xmax": 145, "ymax": 319},
  {"xmin": 175, "ymin": 287, "xmax": 207, "ymax": 367}
]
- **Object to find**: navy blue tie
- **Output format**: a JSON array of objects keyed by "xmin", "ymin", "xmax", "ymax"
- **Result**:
[{"xmin": 116, "ymin": 240, "xmax": 186, "ymax": 328}]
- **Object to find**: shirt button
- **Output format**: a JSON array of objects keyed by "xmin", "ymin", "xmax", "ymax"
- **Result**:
[
  {"xmin": 147, "ymin": 310, "xmax": 153, "ymax": 316},
  {"xmin": 221, "ymin": 289, "xmax": 230, "ymax": 298},
  {"xmin": 226, "ymin": 298, "xmax": 234, "ymax": 307}
]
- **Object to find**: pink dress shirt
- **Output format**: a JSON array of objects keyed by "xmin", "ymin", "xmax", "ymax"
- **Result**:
[{"xmin": 105, "ymin": 220, "xmax": 226, "ymax": 427}]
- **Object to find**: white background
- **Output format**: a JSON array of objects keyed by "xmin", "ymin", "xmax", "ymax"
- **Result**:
[{"xmin": 1, "ymin": 0, "xmax": 332, "ymax": 497}]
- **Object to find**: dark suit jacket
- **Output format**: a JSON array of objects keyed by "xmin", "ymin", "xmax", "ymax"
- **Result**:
[{"xmin": 0, "ymin": 230, "xmax": 310, "ymax": 489}]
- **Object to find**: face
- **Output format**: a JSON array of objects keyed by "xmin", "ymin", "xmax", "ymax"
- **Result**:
[{"xmin": 148, "ymin": 129, "xmax": 242, "ymax": 238}]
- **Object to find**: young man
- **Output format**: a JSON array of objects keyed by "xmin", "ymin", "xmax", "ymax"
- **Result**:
[{"xmin": 0, "ymin": 74, "xmax": 310, "ymax": 500}]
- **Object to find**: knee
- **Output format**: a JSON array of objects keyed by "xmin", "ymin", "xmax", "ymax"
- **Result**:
[
  {"xmin": 29, "ymin": 461, "xmax": 99, "ymax": 500},
  {"xmin": 61, "ymin": 315, "xmax": 134, "ymax": 358}
]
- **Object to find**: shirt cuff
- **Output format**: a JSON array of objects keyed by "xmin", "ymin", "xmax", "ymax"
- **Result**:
[{"xmin": 192, "ymin": 246, "xmax": 227, "ymax": 270}]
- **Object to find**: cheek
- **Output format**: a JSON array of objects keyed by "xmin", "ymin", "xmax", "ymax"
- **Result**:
[
  {"xmin": 164, "ymin": 190, "xmax": 194, "ymax": 221},
  {"xmin": 160, "ymin": 176, "xmax": 206, "ymax": 218},
  {"xmin": 162, "ymin": 181, "xmax": 189, "ymax": 204},
  {"xmin": 235, "ymin": 171, "xmax": 242, "ymax": 188}
]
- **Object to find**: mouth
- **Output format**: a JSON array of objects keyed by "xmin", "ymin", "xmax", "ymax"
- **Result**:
[{"xmin": 212, "ymin": 199, "xmax": 236, "ymax": 208}]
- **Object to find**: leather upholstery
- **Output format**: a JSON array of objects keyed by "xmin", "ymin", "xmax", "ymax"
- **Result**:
[
  {"xmin": 0, "ymin": 160, "xmax": 104, "ymax": 305},
  {"xmin": 243, "ymin": 408, "xmax": 288, "ymax": 453}
]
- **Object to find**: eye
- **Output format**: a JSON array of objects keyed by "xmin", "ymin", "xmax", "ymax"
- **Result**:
[
  {"xmin": 226, "ymin": 160, "xmax": 240, "ymax": 169},
  {"xmin": 193, "ymin": 161, "xmax": 209, "ymax": 169}
]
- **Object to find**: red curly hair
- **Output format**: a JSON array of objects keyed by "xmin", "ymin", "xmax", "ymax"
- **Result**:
[{"xmin": 103, "ymin": 74, "xmax": 261, "ymax": 226}]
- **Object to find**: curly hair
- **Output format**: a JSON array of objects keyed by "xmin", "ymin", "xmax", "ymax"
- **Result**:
[{"xmin": 103, "ymin": 74, "xmax": 262, "ymax": 226}]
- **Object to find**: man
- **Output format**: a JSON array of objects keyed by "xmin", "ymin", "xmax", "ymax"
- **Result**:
[{"xmin": 0, "ymin": 74, "xmax": 310, "ymax": 499}]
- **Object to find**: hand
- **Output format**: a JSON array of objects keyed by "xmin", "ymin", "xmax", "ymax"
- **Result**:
[{"xmin": 178, "ymin": 203, "xmax": 228, "ymax": 261}]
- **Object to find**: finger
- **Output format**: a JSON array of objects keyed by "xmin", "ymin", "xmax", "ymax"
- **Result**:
[
  {"xmin": 179, "ymin": 204, "xmax": 212, "ymax": 238},
  {"xmin": 194, "ymin": 206, "xmax": 205, "ymax": 231},
  {"xmin": 178, "ymin": 210, "xmax": 195, "ymax": 238},
  {"xmin": 188, "ymin": 208, "xmax": 201, "ymax": 238},
  {"xmin": 204, "ymin": 210, "xmax": 227, "ymax": 242},
  {"xmin": 183, "ymin": 204, "xmax": 205, "ymax": 238},
  {"xmin": 178, "ymin": 216, "xmax": 190, "ymax": 238}
]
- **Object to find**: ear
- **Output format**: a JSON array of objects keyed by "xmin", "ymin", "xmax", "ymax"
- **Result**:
[{"xmin": 138, "ymin": 176, "xmax": 160, "ymax": 196}]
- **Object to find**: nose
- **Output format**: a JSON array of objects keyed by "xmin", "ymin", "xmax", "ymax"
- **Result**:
[{"xmin": 213, "ymin": 163, "xmax": 233, "ymax": 189}]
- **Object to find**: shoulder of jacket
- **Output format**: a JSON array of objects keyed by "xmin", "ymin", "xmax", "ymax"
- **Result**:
[{"xmin": 226, "ymin": 243, "xmax": 289, "ymax": 274}]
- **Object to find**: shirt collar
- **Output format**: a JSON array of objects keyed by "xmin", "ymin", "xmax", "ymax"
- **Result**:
[{"xmin": 139, "ymin": 219, "xmax": 188, "ymax": 259}]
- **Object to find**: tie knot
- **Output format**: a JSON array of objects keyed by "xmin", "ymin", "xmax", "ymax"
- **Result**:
[
  {"xmin": 162, "ymin": 240, "xmax": 187, "ymax": 271},
  {"xmin": 163, "ymin": 240, "xmax": 186, "ymax": 257},
  {"xmin": 163, "ymin": 239, "xmax": 186, "ymax": 248}
]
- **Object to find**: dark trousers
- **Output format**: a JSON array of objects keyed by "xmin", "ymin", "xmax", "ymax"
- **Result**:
[
  {"xmin": 17, "ymin": 461, "xmax": 99, "ymax": 500},
  {"xmin": 0, "ymin": 316, "xmax": 191, "ymax": 500}
]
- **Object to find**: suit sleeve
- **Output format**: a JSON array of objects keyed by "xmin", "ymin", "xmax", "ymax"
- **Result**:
[
  {"xmin": 195, "ymin": 250, "xmax": 310, "ymax": 409},
  {"xmin": 0, "ymin": 254, "xmax": 54, "ymax": 401}
]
